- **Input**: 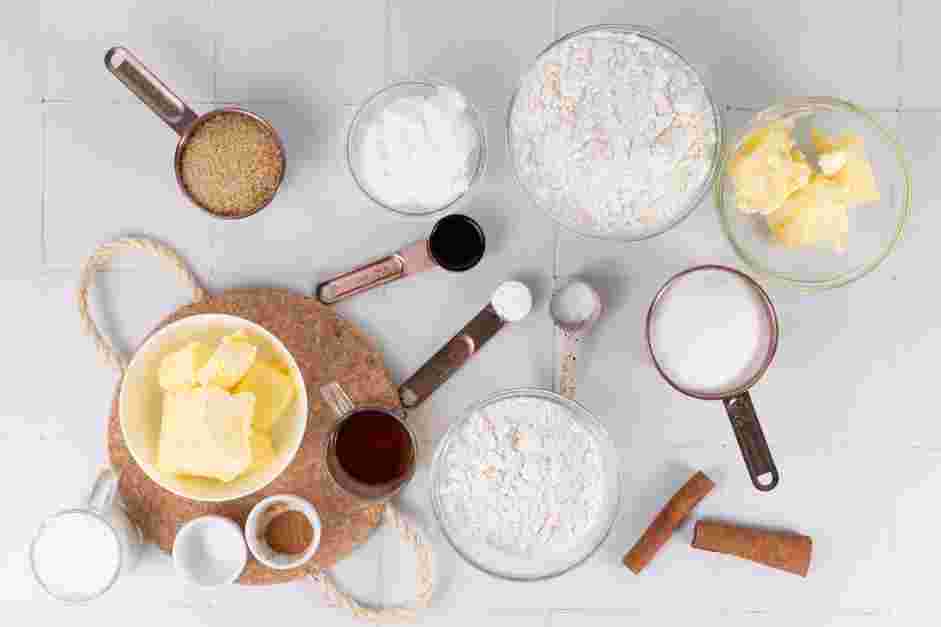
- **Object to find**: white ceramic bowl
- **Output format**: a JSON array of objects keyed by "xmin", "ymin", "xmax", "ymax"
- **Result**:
[
  {"xmin": 245, "ymin": 494, "xmax": 322, "ymax": 570},
  {"xmin": 172, "ymin": 515, "xmax": 247, "ymax": 587},
  {"xmin": 119, "ymin": 314, "xmax": 308, "ymax": 502}
]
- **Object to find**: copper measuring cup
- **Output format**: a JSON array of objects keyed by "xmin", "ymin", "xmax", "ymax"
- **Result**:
[
  {"xmin": 646, "ymin": 265, "xmax": 780, "ymax": 492},
  {"xmin": 319, "ymin": 382, "xmax": 418, "ymax": 503},
  {"xmin": 104, "ymin": 46, "xmax": 286, "ymax": 219}
]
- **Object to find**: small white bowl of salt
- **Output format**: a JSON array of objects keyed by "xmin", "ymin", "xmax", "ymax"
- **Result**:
[{"xmin": 172, "ymin": 515, "xmax": 247, "ymax": 587}]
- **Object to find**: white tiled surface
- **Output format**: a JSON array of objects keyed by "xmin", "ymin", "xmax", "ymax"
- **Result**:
[{"xmin": 0, "ymin": 1, "xmax": 936, "ymax": 626}]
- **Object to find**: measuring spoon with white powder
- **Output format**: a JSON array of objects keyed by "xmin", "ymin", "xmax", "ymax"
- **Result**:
[
  {"xmin": 550, "ymin": 280, "xmax": 603, "ymax": 400},
  {"xmin": 399, "ymin": 281, "xmax": 532, "ymax": 408}
]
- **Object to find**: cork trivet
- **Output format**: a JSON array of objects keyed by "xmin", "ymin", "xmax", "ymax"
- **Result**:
[{"xmin": 107, "ymin": 288, "xmax": 398, "ymax": 585}]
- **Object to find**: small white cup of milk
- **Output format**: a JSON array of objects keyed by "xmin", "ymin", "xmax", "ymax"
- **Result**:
[{"xmin": 30, "ymin": 468, "xmax": 142, "ymax": 602}]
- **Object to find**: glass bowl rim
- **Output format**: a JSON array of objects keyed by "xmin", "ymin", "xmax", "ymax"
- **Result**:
[
  {"xmin": 430, "ymin": 386, "xmax": 622, "ymax": 581},
  {"xmin": 505, "ymin": 23, "xmax": 726, "ymax": 242},
  {"xmin": 346, "ymin": 79, "xmax": 488, "ymax": 219},
  {"xmin": 715, "ymin": 96, "xmax": 912, "ymax": 290}
]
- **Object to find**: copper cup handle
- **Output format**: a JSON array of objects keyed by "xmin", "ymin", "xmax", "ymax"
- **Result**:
[
  {"xmin": 321, "ymin": 382, "xmax": 356, "ymax": 420},
  {"xmin": 105, "ymin": 46, "xmax": 199, "ymax": 136},
  {"xmin": 723, "ymin": 392, "xmax": 779, "ymax": 492}
]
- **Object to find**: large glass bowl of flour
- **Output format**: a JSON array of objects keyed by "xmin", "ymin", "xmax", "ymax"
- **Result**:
[
  {"xmin": 431, "ymin": 388, "xmax": 620, "ymax": 580},
  {"xmin": 508, "ymin": 25, "xmax": 723, "ymax": 241}
]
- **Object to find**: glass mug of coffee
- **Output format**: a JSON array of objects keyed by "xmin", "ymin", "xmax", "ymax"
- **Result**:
[
  {"xmin": 30, "ymin": 468, "xmax": 143, "ymax": 603},
  {"xmin": 320, "ymin": 382, "xmax": 418, "ymax": 502},
  {"xmin": 646, "ymin": 265, "xmax": 780, "ymax": 492}
]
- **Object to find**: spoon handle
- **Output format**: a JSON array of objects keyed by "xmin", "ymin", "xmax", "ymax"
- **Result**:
[
  {"xmin": 104, "ymin": 47, "xmax": 198, "ymax": 136},
  {"xmin": 556, "ymin": 329, "xmax": 580, "ymax": 400},
  {"xmin": 399, "ymin": 304, "xmax": 506, "ymax": 409},
  {"xmin": 316, "ymin": 240, "xmax": 436, "ymax": 305}
]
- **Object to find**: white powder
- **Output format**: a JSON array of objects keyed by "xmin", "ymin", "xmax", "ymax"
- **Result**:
[
  {"xmin": 491, "ymin": 280, "xmax": 533, "ymax": 322},
  {"xmin": 439, "ymin": 396, "xmax": 605, "ymax": 557},
  {"xmin": 32, "ymin": 512, "xmax": 121, "ymax": 601},
  {"xmin": 650, "ymin": 269, "xmax": 771, "ymax": 395},
  {"xmin": 510, "ymin": 29, "xmax": 718, "ymax": 238},
  {"xmin": 359, "ymin": 87, "xmax": 480, "ymax": 212},
  {"xmin": 551, "ymin": 281, "xmax": 597, "ymax": 325}
]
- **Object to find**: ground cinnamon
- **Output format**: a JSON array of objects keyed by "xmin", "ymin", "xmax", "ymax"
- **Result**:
[
  {"xmin": 691, "ymin": 520, "xmax": 812, "ymax": 577},
  {"xmin": 623, "ymin": 470, "xmax": 715, "ymax": 574},
  {"xmin": 264, "ymin": 509, "xmax": 314, "ymax": 555}
]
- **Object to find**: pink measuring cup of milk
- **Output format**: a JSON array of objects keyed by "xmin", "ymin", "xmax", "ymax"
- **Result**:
[{"xmin": 646, "ymin": 265, "xmax": 781, "ymax": 492}]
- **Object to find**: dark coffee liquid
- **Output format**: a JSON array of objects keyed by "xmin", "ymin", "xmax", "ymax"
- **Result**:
[
  {"xmin": 428, "ymin": 214, "xmax": 485, "ymax": 272},
  {"xmin": 335, "ymin": 411, "xmax": 413, "ymax": 485}
]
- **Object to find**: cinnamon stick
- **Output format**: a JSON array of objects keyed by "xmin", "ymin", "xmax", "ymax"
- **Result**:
[
  {"xmin": 623, "ymin": 470, "xmax": 715, "ymax": 574},
  {"xmin": 691, "ymin": 520, "xmax": 812, "ymax": 577}
]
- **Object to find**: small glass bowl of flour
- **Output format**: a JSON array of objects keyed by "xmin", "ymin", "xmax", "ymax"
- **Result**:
[
  {"xmin": 508, "ymin": 25, "xmax": 723, "ymax": 241},
  {"xmin": 431, "ymin": 388, "xmax": 620, "ymax": 580},
  {"xmin": 348, "ymin": 80, "xmax": 487, "ymax": 217}
]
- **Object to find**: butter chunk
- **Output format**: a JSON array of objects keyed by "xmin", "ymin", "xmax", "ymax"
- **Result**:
[
  {"xmin": 157, "ymin": 386, "xmax": 256, "ymax": 482},
  {"xmin": 766, "ymin": 175, "xmax": 849, "ymax": 253},
  {"xmin": 158, "ymin": 342, "xmax": 212, "ymax": 391},
  {"xmin": 233, "ymin": 359, "xmax": 296, "ymax": 431},
  {"xmin": 246, "ymin": 430, "xmax": 276, "ymax": 474},
  {"xmin": 197, "ymin": 334, "xmax": 258, "ymax": 389},
  {"xmin": 811, "ymin": 128, "xmax": 880, "ymax": 208},
  {"xmin": 729, "ymin": 121, "xmax": 812, "ymax": 215},
  {"xmin": 818, "ymin": 150, "xmax": 848, "ymax": 177}
]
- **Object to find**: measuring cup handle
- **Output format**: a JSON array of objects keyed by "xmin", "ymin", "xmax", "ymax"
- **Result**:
[
  {"xmin": 104, "ymin": 47, "xmax": 199, "ymax": 136},
  {"xmin": 87, "ymin": 467, "xmax": 119, "ymax": 515},
  {"xmin": 321, "ymin": 382, "xmax": 355, "ymax": 419},
  {"xmin": 723, "ymin": 392, "xmax": 779, "ymax": 492}
]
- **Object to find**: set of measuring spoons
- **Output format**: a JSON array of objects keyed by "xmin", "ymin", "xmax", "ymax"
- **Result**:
[{"xmin": 316, "ymin": 214, "xmax": 605, "ymax": 405}]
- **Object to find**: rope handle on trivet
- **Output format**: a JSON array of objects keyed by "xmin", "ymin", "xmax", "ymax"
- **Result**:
[
  {"xmin": 77, "ymin": 237, "xmax": 207, "ymax": 373},
  {"xmin": 308, "ymin": 502, "xmax": 434, "ymax": 623}
]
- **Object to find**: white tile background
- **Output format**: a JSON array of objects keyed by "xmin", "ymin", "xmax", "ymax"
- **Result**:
[{"xmin": 0, "ymin": 1, "xmax": 935, "ymax": 625}]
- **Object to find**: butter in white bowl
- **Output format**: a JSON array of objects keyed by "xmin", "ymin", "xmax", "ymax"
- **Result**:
[
  {"xmin": 157, "ymin": 386, "xmax": 256, "ymax": 482},
  {"xmin": 158, "ymin": 341, "xmax": 212, "ymax": 390},
  {"xmin": 119, "ymin": 314, "xmax": 308, "ymax": 502},
  {"xmin": 197, "ymin": 334, "xmax": 258, "ymax": 388}
]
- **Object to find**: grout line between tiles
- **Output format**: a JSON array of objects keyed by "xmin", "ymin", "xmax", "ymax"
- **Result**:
[
  {"xmin": 40, "ymin": 103, "xmax": 48, "ymax": 267},
  {"xmin": 209, "ymin": 0, "xmax": 218, "ymax": 100},
  {"xmin": 551, "ymin": 0, "xmax": 560, "ymax": 39},
  {"xmin": 384, "ymin": 0, "xmax": 392, "ymax": 83},
  {"xmin": 897, "ymin": 0, "xmax": 904, "ymax": 112},
  {"xmin": 38, "ymin": 99, "xmax": 941, "ymax": 113}
]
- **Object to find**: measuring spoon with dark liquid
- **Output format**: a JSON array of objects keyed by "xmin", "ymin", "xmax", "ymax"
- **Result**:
[{"xmin": 316, "ymin": 214, "xmax": 485, "ymax": 304}]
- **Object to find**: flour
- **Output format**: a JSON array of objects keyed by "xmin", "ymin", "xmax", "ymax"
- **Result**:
[
  {"xmin": 438, "ymin": 396, "xmax": 605, "ymax": 557},
  {"xmin": 31, "ymin": 512, "xmax": 121, "ymax": 601},
  {"xmin": 650, "ymin": 269, "xmax": 771, "ymax": 395},
  {"xmin": 509, "ymin": 28, "xmax": 718, "ymax": 238}
]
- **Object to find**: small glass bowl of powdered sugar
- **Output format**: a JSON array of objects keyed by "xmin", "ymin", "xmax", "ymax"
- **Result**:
[
  {"xmin": 508, "ymin": 25, "xmax": 723, "ymax": 241},
  {"xmin": 347, "ymin": 80, "xmax": 487, "ymax": 217},
  {"xmin": 431, "ymin": 388, "xmax": 620, "ymax": 580}
]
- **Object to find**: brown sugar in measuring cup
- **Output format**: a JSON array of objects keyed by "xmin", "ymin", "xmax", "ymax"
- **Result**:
[{"xmin": 105, "ymin": 47, "xmax": 285, "ymax": 219}]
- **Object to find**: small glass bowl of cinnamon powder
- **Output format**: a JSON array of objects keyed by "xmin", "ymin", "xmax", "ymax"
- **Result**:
[
  {"xmin": 245, "ymin": 495, "xmax": 321, "ymax": 570},
  {"xmin": 176, "ymin": 109, "xmax": 285, "ymax": 219}
]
